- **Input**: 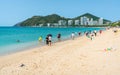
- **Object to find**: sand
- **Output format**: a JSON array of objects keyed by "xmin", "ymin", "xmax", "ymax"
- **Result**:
[{"xmin": 0, "ymin": 28, "xmax": 120, "ymax": 75}]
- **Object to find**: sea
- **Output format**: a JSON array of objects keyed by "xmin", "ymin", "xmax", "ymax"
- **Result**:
[{"xmin": 0, "ymin": 27, "xmax": 105, "ymax": 55}]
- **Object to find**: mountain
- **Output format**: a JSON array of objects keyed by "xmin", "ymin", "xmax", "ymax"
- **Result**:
[{"xmin": 15, "ymin": 13, "xmax": 111, "ymax": 26}]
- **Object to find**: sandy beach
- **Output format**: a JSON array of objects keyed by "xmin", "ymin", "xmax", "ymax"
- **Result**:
[{"xmin": 0, "ymin": 28, "xmax": 120, "ymax": 75}]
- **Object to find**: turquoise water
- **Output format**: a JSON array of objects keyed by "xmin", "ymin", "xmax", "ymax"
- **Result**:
[{"xmin": 0, "ymin": 27, "xmax": 104, "ymax": 55}]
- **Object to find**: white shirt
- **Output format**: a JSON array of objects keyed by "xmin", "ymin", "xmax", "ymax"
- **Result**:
[
  {"xmin": 49, "ymin": 36, "xmax": 52, "ymax": 41},
  {"xmin": 71, "ymin": 33, "xmax": 75, "ymax": 37}
]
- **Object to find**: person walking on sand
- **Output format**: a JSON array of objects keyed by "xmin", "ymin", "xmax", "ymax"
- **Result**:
[
  {"xmin": 78, "ymin": 32, "xmax": 81, "ymax": 36},
  {"xmin": 46, "ymin": 36, "xmax": 49, "ymax": 45},
  {"xmin": 71, "ymin": 32, "xmax": 75, "ymax": 40},
  {"xmin": 86, "ymin": 32, "xmax": 89, "ymax": 37},
  {"xmin": 90, "ymin": 32, "xmax": 94, "ymax": 40},
  {"xmin": 99, "ymin": 30, "xmax": 102, "ymax": 34},
  {"xmin": 57, "ymin": 33, "xmax": 61, "ymax": 42},
  {"xmin": 48, "ymin": 35, "xmax": 52, "ymax": 46},
  {"xmin": 93, "ymin": 30, "xmax": 97, "ymax": 36}
]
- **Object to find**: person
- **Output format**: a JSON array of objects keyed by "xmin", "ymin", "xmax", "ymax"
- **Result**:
[
  {"xmin": 57, "ymin": 33, "xmax": 61, "ymax": 41},
  {"xmin": 46, "ymin": 36, "xmax": 49, "ymax": 45},
  {"xmin": 48, "ymin": 35, "xmax": 52, "ymax": 46},
  {"xmin": 90, "ymin": 32, "xmax": 94, "ymax": 40},
  {"xmin": 86, "ymin": 32, "xmax": 89, "ymax": 36},
  {"xmin": 16, "ymin": 40, "xmax": 20, "ymax": 42},
  {"xmin": 71, "ymin": 32, "xmax": 75, "ymax": 40},
  {"xmin": 99, "ymin": 30, "xmax": 102, "ymax": 34},
  {"xmin": 93, "ymin": 30, "xmax": 97, "ymax": 36},
  {"xmin": 38, "ymin": 36, "xmax": 42, "ymax": 42},
  {"xmin": 78, "ymin": 32, "xmax": 81, "ymax": 36}
]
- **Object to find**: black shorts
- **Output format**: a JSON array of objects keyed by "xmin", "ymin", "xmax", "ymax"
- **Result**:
[{"xmin": 49, "ymin": 40, "xmax": 51, "ymax": 42}]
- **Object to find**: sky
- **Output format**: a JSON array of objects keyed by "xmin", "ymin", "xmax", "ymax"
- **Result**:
[{"xmin": 0, "ymin": 0, "xmax": 120, "ymax": 26}]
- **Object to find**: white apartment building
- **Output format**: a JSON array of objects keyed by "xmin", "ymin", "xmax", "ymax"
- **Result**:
[
  {"xmin": 83, "ymin": 16, "xmax": 88, "ymax": 25},
  {"xmin": 80, "ymin": 17, "xmax": 84, "ymax": 25},
  {"xmin": 58, "ymin": 16, "xmax": 108, "ymax": 26},
  {"xmin": 89, "ymin": 18, "xmax": 93, "ymax": 25},
  {"xmin": 68, "ymin": 20, "xmax": 73, "ymax": 25},
  {"xmin": 75, "ymin": 20, "xmax": 80, "ymax": 25},
  {"xmin": 58, "ymin": 20, "xmax": 67, "ymax": 25},
  {"xmin": 98, "ymin": 18, "xmax": 103, "ymax": 25},
  {"xmin": 80, "ymin": 16, "xmax": 88, "ymax": 25},
  {"xmin": 93, "ymin": 21, "xmax": 98, "ymax": 25},
  {"xmin": 80, "ymin": 16, "xmax": 104, "ymax": 25}
]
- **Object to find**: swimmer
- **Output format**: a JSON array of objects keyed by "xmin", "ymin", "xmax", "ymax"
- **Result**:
[{"xmin": 16, "ymin": 40, "xmax": 20, "ymax": 42}]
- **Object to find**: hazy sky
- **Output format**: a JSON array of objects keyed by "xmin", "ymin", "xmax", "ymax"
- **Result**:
[{"xmin": 0, "ymin": 0, "xmax": 120, "ymax": 26}]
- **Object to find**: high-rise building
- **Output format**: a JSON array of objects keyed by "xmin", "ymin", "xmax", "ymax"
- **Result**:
[
  {"xmin": 80, "ymin": 16, "xmax": 105, "ymax": 25},
  {"xmin": 75, "ymin": 20, "xmax": 80, "ymax": 25},
  {"xmin": 98, "ymin": 18, "xmax": 103, "ymax": 25},
  {"xmin": 58, "ymin": 20, "xmax": 66, "ymax": 25},
  {"xmin": 80, "ymin": 16, "xmax": 88, "ymax": 25},
  {"xmin": 58, "ymin": 15, "xmax": 105, "ymax": 26},
  {"xmin": 80, "ymin": 17, "xmax": 84, "ymax": 25},
  {"xmin": 86, "ymin": 18, "xmax": 90, "ymax": 25},
  {"xmin": 68, "ymin": 20, "xmax": 73, "ymax": 25},
  {"xmin": 93, "ymin": 21, "xmax": 98, "ymax": 25},
  {"xmin": 84, "ymin": 16, "xmax": 88, "ymax": 25},
  {"xmin": 89, "ymin": 18, "xmax": 93, "ymax": 25}
]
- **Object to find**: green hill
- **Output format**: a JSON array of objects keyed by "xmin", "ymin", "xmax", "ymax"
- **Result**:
[{"xmin": 15, "ymin": 14, "xmax": 67, "ymax": 26}]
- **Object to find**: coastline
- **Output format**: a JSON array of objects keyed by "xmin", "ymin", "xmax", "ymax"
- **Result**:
[{"xmin": 0, "ymin": 28, "xmax": 120, "ymax": 75}]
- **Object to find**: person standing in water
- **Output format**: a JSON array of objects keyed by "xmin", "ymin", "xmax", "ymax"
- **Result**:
[
  {"xmin": 48, "ymin": 35, "xmax": 52, "ymax": 46},
  {"xmin": 46, "ymin": 35, "xmax": 49, "ymax": 45},
  {"xmin": 38, "ymin": 36, "xmax": 42, "ymax": 42},
  {"xmin": 78, "ymin": 32, "xmax": 81, "ymax": 36},
  {"xmin": 71, "ymin": 32, "xmax": 75, "ymax": 40}
]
